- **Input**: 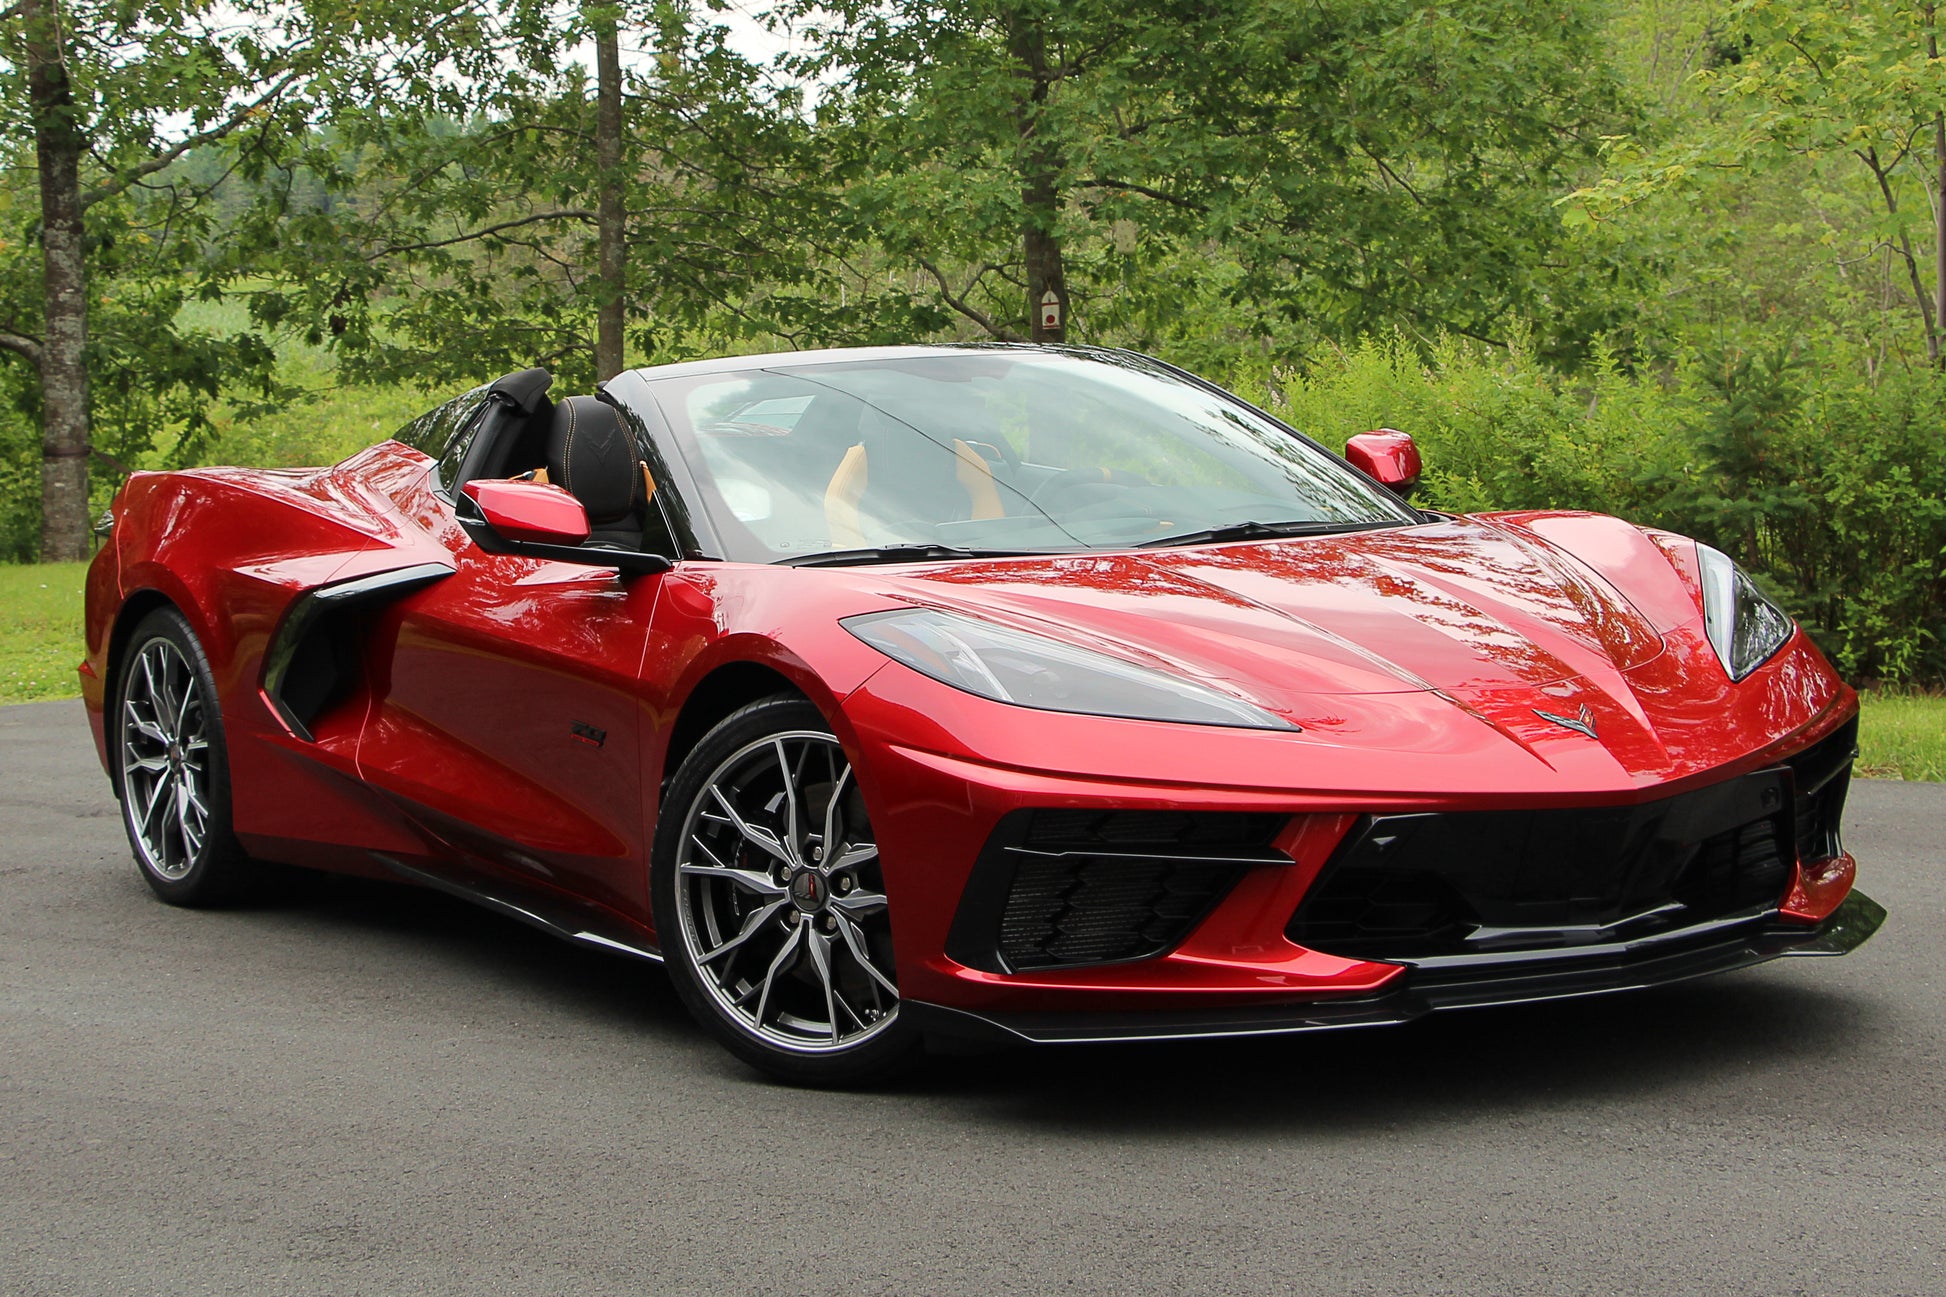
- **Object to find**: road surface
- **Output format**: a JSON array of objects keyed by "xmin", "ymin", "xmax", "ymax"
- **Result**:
[{"xmin": 3, "ymin": 698, "xmax": 1941, "ymax": 1295}]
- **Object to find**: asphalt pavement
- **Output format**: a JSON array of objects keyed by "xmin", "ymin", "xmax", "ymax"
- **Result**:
[{"xmin": 2, "ymin": 696, "xmax": 1942, "ymax": 1296}]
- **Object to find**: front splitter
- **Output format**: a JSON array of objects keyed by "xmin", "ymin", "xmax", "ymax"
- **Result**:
[{"xmin": 905, "ymin": 890, "xmax": 1886, "ymax": 1048}]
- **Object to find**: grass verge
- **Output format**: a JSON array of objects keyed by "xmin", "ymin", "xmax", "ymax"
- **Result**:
[
  {"xmin": 3, "ymin": 561, "xmax": 1944, "ymax": 780},
  {"xmin": 1855, "ymin": 691, "xmax": 1946, "ymax": 782},
  {"xmin": 0, "ymin": 561, "xmax": 88, "ymax": 704}
]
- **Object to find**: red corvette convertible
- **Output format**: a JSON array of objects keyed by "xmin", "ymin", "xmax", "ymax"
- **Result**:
[{"xmin": 80, "ymin": 345, "xmax": 1883, "ymax": 1082}]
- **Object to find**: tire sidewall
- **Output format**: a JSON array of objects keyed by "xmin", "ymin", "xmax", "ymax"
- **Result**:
[{"xmin": 651, "ymin": 695, "xmax": 915, "ymax": 1086}]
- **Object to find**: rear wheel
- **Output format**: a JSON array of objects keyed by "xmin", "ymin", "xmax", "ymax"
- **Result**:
[
  {"xmin": 653, "ymin": 697, "xmax": 915, "ymax": 1085},
  {"xmin": 114, "ymin": 608, "xmax": 251, "ymax": 905}
]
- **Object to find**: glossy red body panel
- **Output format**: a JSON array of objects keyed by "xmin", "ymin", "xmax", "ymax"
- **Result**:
[
  {"xmin": 461, "ymin": 478, "xmax": 591, "ymax": 544},
  {"xmin": 1345, "ymin": 429, "xmax": 1423, "ymax": 493},
  {"xmin": 82, "ymin": 431, "xmax": 1863, "ymax": 1021},
  {"xmin": 1780, "ymin": 852, "xmax": 1857, "ymax": 923}
]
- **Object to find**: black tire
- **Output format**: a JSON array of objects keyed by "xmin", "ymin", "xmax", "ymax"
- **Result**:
[
  {"xmin": 112, "ymin": 607, "xmax": 253, "ymax": 906},
  {"xmin": 652, "ymin": 696, "xmax": 917, "ymax": 1085}
]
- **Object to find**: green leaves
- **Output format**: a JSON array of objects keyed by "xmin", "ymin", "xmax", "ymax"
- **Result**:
[{"xmin": 1569, "ymin": 0, "xmax": 1946, "ymax": 364}]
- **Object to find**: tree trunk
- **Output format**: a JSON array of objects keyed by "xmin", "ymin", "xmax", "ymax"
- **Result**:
[
  {"xmin": 1931, "ymin": 7, "xmax": 1945, "ymax": 369},
  {"xmin": 1863, "ymin": 145, "xmax": 1940, "ymax": 365},
  {"xmin": 592, "ymin": 5, "xmax": 627, "ymax": 382},
  {"xmin": 1006, "ymin": 13, "xmax": 1068, "ymax": 344},
  {"xmin": 1935, "ymin": 111, "xmax": 1944, "ymax": 370},
  {"xmin": 23, "ymin": 0, "xmax": 92, "ymax": 561},
  {"xmin": 1021, "ymin": 173, "xmax": 1069, "ymax": 346}
]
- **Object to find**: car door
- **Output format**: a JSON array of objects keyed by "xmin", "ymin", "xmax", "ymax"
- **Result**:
[{"xmin": 355, "ymin": 391, "xmax": 673, "ymax": 922}]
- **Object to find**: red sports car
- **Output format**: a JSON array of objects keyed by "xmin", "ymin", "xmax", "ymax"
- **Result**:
[{"xmin": 80, "ymin": 345, "xmax": 1883, "ymax": 1083}]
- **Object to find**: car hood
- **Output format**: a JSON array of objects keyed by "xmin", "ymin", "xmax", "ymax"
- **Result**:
[
  {"xmin": 859, "ymin": 512, "xmax": 1835, "ymax": 782},
  {"xmin": 881, "ymin": 515, "xmax": 1670, "ymax": 697}
]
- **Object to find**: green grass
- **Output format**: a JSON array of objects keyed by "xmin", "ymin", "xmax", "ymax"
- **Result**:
[
  {"xmin": 0, "ymin": 562, "xmax": 88, "ymax": 704},
  {"xmin": 204, "ymin": 381, "xmax": 425, "ymax": 470},
  {"xmin": 165, "ymin": 298, "xmax": 429, "ymax": 470},
  {"xmin": 5, "ymin": 560, "xmax": 1945, "ymax": 782},
  {"xmin": 1856, "ymin": 691, "xmax": 1946, "ymax": 783}
]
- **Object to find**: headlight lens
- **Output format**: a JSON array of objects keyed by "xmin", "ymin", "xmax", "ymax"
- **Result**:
[
  {"xmin": 1696, "ymin": 543, "xmax": 1795, "ymax": 681},
  {"xmin": 844, "ymin": 607, "xmax": 1298, "ymax": 730}
]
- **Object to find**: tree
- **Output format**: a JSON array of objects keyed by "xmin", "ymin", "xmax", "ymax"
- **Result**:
[
  {"xmin": 592, "ymin": 3, "xmax": 629, "ymax": 380},
  {"xmin": 774, "ymin": 0, "xmax": 1260, "ymax": 345},
  {"xmin": 1570, "ymin": 0, "xmax": 1946, "ymax": 367},
  {"xmin": 258, "ymin": 2, "xmax": 831, "ymax": 391},
  {"xmin": 770, "ymin": 0, "xmax": 1630, "ymax": 364},
  {"xmin": 0, "ymin": 1, "xmax": 519, "ymax": 560}
]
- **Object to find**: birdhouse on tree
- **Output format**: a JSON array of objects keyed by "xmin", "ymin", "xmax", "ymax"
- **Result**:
[{"xmin": 1040, "ymin": 289, "xmax": 1061, "ymax": 333}]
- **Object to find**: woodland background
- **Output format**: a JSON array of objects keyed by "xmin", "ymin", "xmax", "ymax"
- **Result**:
[{"xmin": 3, "ymin": 0, "xmax": 1945, "ymax": 684}]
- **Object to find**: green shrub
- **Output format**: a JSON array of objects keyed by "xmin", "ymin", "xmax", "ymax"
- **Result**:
[
  {"xmin": 1252, "ymin": 333, "xmax": 1946, "ymax": 684},
  {"xmin": 0, "ymin": 409, "xmax": 38, "ymax": 564}
]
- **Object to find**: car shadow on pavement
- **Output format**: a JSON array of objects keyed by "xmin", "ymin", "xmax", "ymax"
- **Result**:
[
  {"xmin": 906, "ymin": 974, "xmax": 1883, "ymax": 1134},
  {"xmin": 211, "ymin": 863, "xmax": 1884, "ymax": 1129},
  {"xmin": 224, "ymin": 866, "xmax": 696, "ymax": 1038}
]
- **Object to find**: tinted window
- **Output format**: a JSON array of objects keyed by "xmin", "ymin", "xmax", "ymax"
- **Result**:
[{"xmin": 392, "ymin": 387, "xmax": 490, "ymax": 491}]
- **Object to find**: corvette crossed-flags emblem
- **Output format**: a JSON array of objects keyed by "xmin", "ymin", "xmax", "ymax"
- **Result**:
[{"xmin": 1533, "ymin": 703, "xmax": 1599, "ymax": 739}]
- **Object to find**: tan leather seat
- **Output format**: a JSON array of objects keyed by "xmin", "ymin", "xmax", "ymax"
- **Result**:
[{"xmin": 824, "ymin": 438, "xmax": 1003, "ymax": 548}]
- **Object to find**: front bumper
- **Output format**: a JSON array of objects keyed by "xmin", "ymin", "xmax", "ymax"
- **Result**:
[
  {"xmin": 906, "ymin": 890, "xmax": 1886, "ymax": 1047},
  {"xmin": 843, "ymin": 653, "xmax": 1869, "ymax": 1024}
]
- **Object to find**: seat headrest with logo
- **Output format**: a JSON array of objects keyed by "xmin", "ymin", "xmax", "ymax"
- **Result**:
[{"xmin": 546, "ymin": 396, "xmax": 641, "ymax": 526}]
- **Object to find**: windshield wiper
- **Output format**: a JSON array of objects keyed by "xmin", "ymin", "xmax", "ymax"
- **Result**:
[
  {"xmin": 781, "ymin": 543, "xmax": 1048, "ymax": 568},
  {"xmin": 1137, "ymin": 519, "xmax": 1396, "ymax": 548}
]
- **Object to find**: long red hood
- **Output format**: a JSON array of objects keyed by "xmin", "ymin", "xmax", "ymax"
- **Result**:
[{"xmin": 860, "ymin": 512, "xmax": 1844, "ymax": 789}]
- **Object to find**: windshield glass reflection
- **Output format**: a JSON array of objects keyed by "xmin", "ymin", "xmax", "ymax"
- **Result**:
[{"xmin": 648, "ymin": 350, "xmax": 1418, "ymax": 564}]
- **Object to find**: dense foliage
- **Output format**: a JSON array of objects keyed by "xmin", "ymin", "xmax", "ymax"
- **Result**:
[
  {"xmin": 1263, "ymin": 335, "xmax": 1946, "ymax": 681},
  {"xmin": 1, "ymin": 0, "xmax": 1943, "ymax": 681}
]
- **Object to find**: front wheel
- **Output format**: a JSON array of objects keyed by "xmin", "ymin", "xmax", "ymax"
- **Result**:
[{"xmin": 652, "ymin": 697, "xmax": 915, "ymax": 1085}]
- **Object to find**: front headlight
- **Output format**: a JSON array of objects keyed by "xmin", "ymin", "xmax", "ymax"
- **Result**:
[
  {"xmin": 1696, "ymin": 543, "xmax": 1795, "ymax": 681},
  {"xmin": 843, "ymin": 607, "xmax": 1299, "ymax": 730}
]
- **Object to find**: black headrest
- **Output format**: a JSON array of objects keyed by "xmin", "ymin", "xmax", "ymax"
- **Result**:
[
  {"xmin": 547, "ymin": 396, "xmax": 640, "ymax": 525},
  {"xmin": 489, "ymin": 367, "xmax": 554, "ymax": 414}
]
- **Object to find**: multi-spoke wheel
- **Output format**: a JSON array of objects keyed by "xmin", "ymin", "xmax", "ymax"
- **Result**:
[
  {"xmin": 653, "ymin": 696, "xmax": 916, "ymax": 1083},
  {"xmin": 114, "ymin": 608, "xmax": 250, "ymax": 905}
]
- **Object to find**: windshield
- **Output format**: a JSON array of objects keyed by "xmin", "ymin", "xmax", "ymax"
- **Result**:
[{"xmin": 644, "ymin": 349, "xmax": 1419, "ymax": 564}]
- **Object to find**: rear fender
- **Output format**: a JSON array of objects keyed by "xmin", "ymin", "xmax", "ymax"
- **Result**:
[{"xmin": 107, "ymin": 467, "xmax": 455, "ymax": 857}]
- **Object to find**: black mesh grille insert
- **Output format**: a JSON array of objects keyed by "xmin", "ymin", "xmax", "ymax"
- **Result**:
[
  {"xmin": 956, "ymin": 810, "xmax": 1285, "ymax": 972},
  {"xmin": 1024, "ymin": 810, "xmax": 1285, "ymax": 851},
  {"xmin": 998, "ymin": 857, "xmax": 1245, "ymax": 969},
  {"xmin": 1670, "ymin": 817, "xmax": 1792, "ymax": 915},
  {"xmin": 1286, "ymin": 756, "xmax": 1841, "ymax": 962},
  {"xmin": 1787, "ymin": 715, "xmax": 1857, "ymax": 864}
]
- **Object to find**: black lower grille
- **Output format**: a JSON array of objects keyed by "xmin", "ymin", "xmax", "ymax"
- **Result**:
[
  {"xmin": 1023, "ymin": 809, "xmax": 1284, "ymax": 850},
  {"xmin": 1672, "ymin": 816, "xmax": 1792, "ymax": 916},
  {"xmin": 999, "ymin": 856, "xmax": 1244, "ymax": 969},
  {"xmin": 948, "ymin": 810, "xmax": 1287, "ymax": 973},
  {"xmin": 1788, "ymin": 715, "xmax": 1857, "ymax": 864},
  {"xmin": 1287, "ymin": 755, "xmax": 1838, "ymax": 962}
]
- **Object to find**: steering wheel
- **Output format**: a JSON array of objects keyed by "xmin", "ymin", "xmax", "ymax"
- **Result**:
[
  {"xmin": 1027, "ymin": 466, "xmax": 1156, "ymax": 507},
  {"xmin": 956, "ymin": 436, "xmax": 1022, "ymax": 479}
]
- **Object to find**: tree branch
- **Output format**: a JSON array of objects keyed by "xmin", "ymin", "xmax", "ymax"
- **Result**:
[
  {"xmin": 915, "ymin": 258, "xmax": 1021, "ymax": 341},
  {"xmin": 1359, "ymin": 147, "xmax": 1426, "ymax": 206},
  {"xmin": 364, "ymin": 209, "xmax": 598, "ymax": 261},
  {"xmin": 0, "ymin": 329, "xmax": 44, "ymax": 368},
  {"xmin": 90, "ymin": 447, "xmax": 133, "ymax": 477},
  {"xmin": 1859, "ymin": 145, "xmax": 1939, "ymax": 351},
  {"xmin": 82, "ymin": 65, "xmax": 308, "ymax": 211},
  {"xmin": 1076, "ymin": 177, "xmax": 1208, "ymax": 212}
]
